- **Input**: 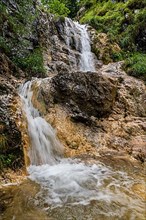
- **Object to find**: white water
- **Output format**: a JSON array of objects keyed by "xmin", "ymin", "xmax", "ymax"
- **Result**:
[
  {"xmin": 19, "ymin": 80, "xmax": 63, "ymax": 165},
  {"xmin": 64, "ymin": 18, "xmax": 95, "ymax": 72},
  {"xmin": 19, "ymin": 80, "xmax": 144, "ymax": 215}
]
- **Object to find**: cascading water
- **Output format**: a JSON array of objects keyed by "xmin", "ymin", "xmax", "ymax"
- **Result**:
[
  {"xmin": 64, "ymin": 18, "xmax": 95, "ymax": 72},
  {"xmin": 19, "ymin": 80, "xmax": 63, "ymax": 166},
  {"xmin": 19, "ymin": 80, "xmax": 145, "ymax": 218}
]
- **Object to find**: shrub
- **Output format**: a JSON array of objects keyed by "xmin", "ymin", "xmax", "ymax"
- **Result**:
[
  {"xmin": 12, "ymin": 48, "xmax": 46, "ymax": 77},
  {"xmin": 124, "ymin": 53, "xmax": 146, "ymax": 81},
  {"xmin": 41, "ymin": 0, "xmax": 70, "ymax": 17}
]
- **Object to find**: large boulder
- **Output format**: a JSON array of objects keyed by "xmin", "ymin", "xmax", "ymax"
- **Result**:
[{"xmin": 50, "ymin": 71, "xmax": 118, "ymax": 119}]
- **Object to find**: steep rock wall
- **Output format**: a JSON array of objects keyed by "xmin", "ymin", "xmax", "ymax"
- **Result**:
[{"xmin": 0, "ymin": 52, "xmax": 24, "ymax": 171}]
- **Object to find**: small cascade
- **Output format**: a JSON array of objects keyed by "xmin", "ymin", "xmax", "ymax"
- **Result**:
[
  {"xmin": 19, "ymin": 80, "xmax": 63, "ymax": 165},
  {"xmin": 64, "ymin": 18, "xmax": 95, "ymax": 72}
]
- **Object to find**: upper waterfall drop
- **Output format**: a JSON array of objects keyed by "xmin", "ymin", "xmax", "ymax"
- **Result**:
[
  {"xmin": 64, "ymin": 18, "xmax": 95, "ymax": 72},
  {"xmin": 19, "ymin": 80, "xmax": 63, "ymax": 166}
]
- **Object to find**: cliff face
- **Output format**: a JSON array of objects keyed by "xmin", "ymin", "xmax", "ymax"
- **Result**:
[
  {"xmin": 0, "ymin": 52, "xmax": 24, "ymax": 171},
  {"xmin": 0, "ymin": 1, "xmax": 146, "ymax": 174},
  {"xmin": 0, "ymin": 0, "xmax": 45, "ymax": 78}
]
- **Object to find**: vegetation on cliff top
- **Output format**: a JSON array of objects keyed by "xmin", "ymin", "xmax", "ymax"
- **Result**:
[
  {"xmin": 79, "ymin": 0, "xmax": 146, "ymax": 81},
  {"xmin": 41, "ymin": 0, "xmax": 79, "ymax": 18}
]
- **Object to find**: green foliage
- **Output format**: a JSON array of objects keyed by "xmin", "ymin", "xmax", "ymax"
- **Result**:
[
  {"xmin": 0, "ymin": 36, "xmax": 11, "ymax": 55},
  {"xmin": 0, "ymin": 134, "xmax": 17, "ymax": 170},
  {"xmin": 79, "ymin": 0, "xmax": 97, "ymax": 8},
  {"xmin": 41, "ymin": 0, "xmax": 79, "ymax": 18},
  {"xmin": 80, "ymin": 0, "xmax": 146, "ymax": 51},
  {"xmin": 124, "ymin": 53, "xmax": 146, "ymax": 81},
  {"xmin": 0, "ymin": 153, "xmax": 23, "ymax": 171},
  {"xmin": 41, "ymin": 0, "xmax": 70, "ymax": 17},
  {"xmin": 12, "ymin": 48, "xmax": 46, "ymax": 76},
  {"xmin": 62, "ymin": 0, "xmax": 79, "ymax": 18}
]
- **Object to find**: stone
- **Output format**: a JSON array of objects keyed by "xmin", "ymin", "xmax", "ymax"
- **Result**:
[
  {"xmin": 88, "ymin": 28, "xmax": 121, "ymax": 64},
  {"xmin": 50, "ymin": 71, "xmax": 118, "ymax": 119}
]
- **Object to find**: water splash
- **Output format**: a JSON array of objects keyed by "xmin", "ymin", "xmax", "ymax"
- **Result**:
[{"xmin": 64, "ymin": 18, "xmax": 95, "ymax": 72}]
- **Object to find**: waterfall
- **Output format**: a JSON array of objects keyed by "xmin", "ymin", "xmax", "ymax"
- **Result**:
[
  {"xmin": 19, "ymin": 80, "xmax": 63, "ymax": 165},
  {"xmin": 19, "ymin": 80, "xmax": 138, "ymax": 210},
  {"xmin": 64, "ymin": 18, "xmax": 95, "ymax": 72}
]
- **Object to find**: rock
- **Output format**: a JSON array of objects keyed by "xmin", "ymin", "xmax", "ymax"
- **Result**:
[
  {"xmin": 50, "ymin": 71, "xmax": 118, "ymax": 119},
  {"xmin": 0, "ymin": 52, "xmax": 25, "ymax": 78},
  {"xmin": 88, "ymin": 29, "xmax": 121, "ymax": 64}
]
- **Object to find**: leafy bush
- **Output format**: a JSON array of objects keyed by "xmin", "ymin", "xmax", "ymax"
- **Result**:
[
  {"xmin": 80, "ymin": 0, "xmax": 146, "ymax": 52},
  {"xmin": 124, "ymin": 53, "xmax": 146, "ymax": 81},
  {"xmin": 12, "ymin": 48, "xmax": 46, "ymax": 76},
  {"xmin": 41, "ymin": 0, "xmax": 70, "ymax": 17}
]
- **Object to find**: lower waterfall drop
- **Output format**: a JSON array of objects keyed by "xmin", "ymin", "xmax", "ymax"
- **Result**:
[
  {"xmin": 18, "ymin": 80, "xmax": 144, "ymax": 216},
  {"xmin": 19, "ymin": 80, "xmax": 63, "ymax": 166}
]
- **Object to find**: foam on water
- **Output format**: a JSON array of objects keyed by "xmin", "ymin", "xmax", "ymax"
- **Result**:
[{"xmin": 27, "ymin": 158, "xmax": 144, "ymax": 215}]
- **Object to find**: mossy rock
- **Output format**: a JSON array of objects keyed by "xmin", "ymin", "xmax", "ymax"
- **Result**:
[{"xmin": 90, "ymin": 32, "xmax": 121, "ymax": 64}]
